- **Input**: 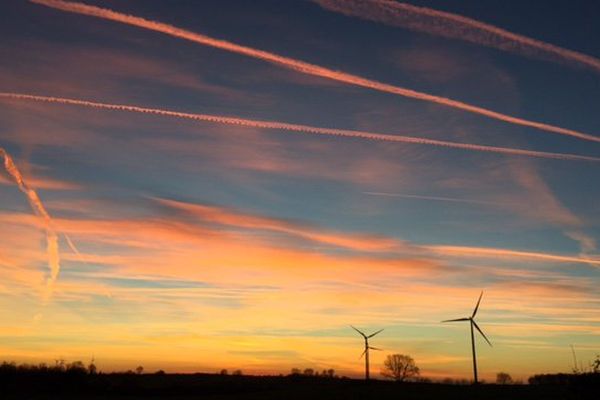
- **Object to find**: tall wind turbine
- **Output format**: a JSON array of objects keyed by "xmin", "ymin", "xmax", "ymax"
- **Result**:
[
  {"xmin": 351, "ymin": 325, "xmax": 383, "ymax": 380},
  {"xmin": 442, "ymin": 291, "xmax": 492, "ymax": 384}
]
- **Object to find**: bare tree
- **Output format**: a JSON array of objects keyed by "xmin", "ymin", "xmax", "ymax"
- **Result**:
[
  {"xmin": 381, "ymin": 354, "xmax": 420, "ymax": 382},
  {"xmin": 496, "ymin": 372, "xmax": 513, "ymax": 384}
]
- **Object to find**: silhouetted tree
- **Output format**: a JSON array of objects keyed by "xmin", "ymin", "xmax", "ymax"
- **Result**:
[
  {"xmin": 496, "ymin": 372, "xmax": 513, "ymax": 384},
  {"xmin": 303, "ymin": 368, "xmax": 314, "ymax": 376},
  {"xmin": 135, "ymin": 365, "xmax": 144, "ymax": 375},
  {"xmin": 381, "ymin": 354, "xmax": 420, "ymax": 382},
  {"xmin": 0, "ymin": 361, "xmax": 17, "ymax": 374},
  {"xmin": 54, "ymin": 359, "xmax": 66, "ymax": 371},
  {"xmin": 66, "ymin": 361, "xmax": 87, "ymax": 376},
  {"xmin": 220, "ymin": 369, "xmax": 228, "ymax": 375},
  {"xmin": 290, "ymin": 368, "xmax": 301, "ymax": 376},
  {"xmin": 593, "ymin": 355, "xmax": 600, "ymax": 373},
  {"xmin": 232, "ymin": 369, "xmax": 242, "ymax": 376}
]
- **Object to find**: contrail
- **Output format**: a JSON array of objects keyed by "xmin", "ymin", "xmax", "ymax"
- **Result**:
[
  {"xmin": 363, "ymin": 191, "xmax": 504, "ymax": 206},
  {"xmin": 0, "ymin": 147, "xmax": 61, "ymax": 296},
  {"xmin": 314, "ymin": 0, "xmax": 600, "ymax": 74},
  {"xmin": 2, "ymin": 92, "xmax": 599, "ymax": 163},
  {"xmin": 29, "ymin": 0, "xmax": 600, "ymax": 144},
  {"xmin": 425, "ymin": 245, "xmax": 600, "ymax": 267}
]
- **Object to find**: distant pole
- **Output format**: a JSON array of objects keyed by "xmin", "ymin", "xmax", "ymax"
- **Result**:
[
  {"xmin": 471, "ymin": 320, "xmax": 478, "ymax": 384},
  {"xmin": 365, "ymin": 339, "xmax": 370, "ymax": 380}
]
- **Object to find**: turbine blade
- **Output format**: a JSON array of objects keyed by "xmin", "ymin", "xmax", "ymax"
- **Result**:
[
  {"xmin": 368, "ymin": 328, "xmax": 384, "ymax": 338},
  {"xmin": 369, "ymin": 346, "xmax": 383, "ymax": 351},
  {"xmin": 359, "ymin": 348, "xmax": 367, "ymax": 359},
  {"xmin": 472, "ymin": 320, "xmax": 492, "ymax": 347},
  {"xmin": 350, "ymin": 325, "xmax": 366, "ymax": 338},
  {"xmin": 472, "ymin": 291, "xmax": 484, "ymax": 318},
  {"xmin": 441, "ymin": 317, "xmax": 470, "ymax": 323}
]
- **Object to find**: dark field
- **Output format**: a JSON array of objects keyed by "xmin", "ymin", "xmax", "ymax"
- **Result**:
[{"xmin": 2, "ymin": 372, "xmax": 598, "ymax": 400}]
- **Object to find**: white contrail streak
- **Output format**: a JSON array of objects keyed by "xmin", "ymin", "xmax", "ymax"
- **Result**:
[
  {"xmin": 314, "ymin": 0, "xmax": 600, "ymax": 74},
  {"xmin": 0, "ymin": 147, "xmax": 61, "ymax": 297},
  {"xmin": 1, "ymin": 92, "xmax": 599, "ymax": 163},
  {"xmin": 29, "ymin": 0, "xmax": 600, "ymax": 144},
  {"xmin": 426, "ymin": 245, "xmax": 600, "ymax": 267},
  {"xmin": 363, "ymin": 191, "xmax": 504, "ymax": 206}
]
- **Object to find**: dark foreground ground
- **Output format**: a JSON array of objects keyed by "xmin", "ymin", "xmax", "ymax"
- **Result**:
[{"xmin": 2, "ymin": 372, "xmax": 598, "ymax": 400}]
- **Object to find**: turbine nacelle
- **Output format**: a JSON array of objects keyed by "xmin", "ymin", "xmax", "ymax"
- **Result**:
[{"xmin": 441, "ymin": 291, "xmax": 492, "ymax": 347}]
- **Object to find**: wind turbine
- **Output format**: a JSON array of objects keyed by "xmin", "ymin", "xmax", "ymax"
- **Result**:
[
  {"xmin": 351, "ymin": 325, "xmax": 383, "ymax": 380},
  {"xmin": 442, "ymin": 291, "xmax": 492, "ymax": 384}
]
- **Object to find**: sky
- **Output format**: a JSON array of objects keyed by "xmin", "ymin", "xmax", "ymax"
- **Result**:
[{"xmin": 0, "ymin": 0, "xmax": 599, "ymax": 381}]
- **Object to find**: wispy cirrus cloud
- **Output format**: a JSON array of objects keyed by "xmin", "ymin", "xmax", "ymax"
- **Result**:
[
  {"xmin": 154, "ymin": 197, "xmax": 407, "ymax": 253},
  {"xmin": 0, "ymin": 171, "xmax": 80, "ymax": 191},
  {"xmin": 0, "ymin": 39, "xmax": 266, "ymax": 106},
  {"xmin": 29, "ymin": 0, "xmax": 600, "ymax": 143}
]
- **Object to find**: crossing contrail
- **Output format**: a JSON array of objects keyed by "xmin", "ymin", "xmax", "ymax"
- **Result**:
[
  {"xmin": 0, "ymin": 147, "xmax": 61, "ymax": 296},
  {"xmin": 1, "ymin": 92, "xmax": 599, "ymax": 163},
  {"xmin": 29, "ymin": 0, "xmax": 600, "ymax": 144},
  {"xmin": 314, "ymin": 0, "xmax": 600, "ymax": 74}
]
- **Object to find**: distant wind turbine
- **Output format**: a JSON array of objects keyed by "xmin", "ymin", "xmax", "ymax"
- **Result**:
[
  {"xmin": 351, "ymin": 325, "xmax": 384, "ymax": 380},
  {"xmin": 442, "ymin": 291, "xmax": 492, "ymax": 384}
]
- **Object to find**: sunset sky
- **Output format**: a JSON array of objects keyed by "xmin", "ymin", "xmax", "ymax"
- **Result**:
[{"xmin": 0, "ymin": 0, "xmax": 599, "ymax": 381}]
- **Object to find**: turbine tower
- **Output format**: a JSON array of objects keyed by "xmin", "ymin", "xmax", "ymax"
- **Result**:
[
  {"xmin": 442, "ymin": 291, "xmax": 492, "ymax": 384},
  {"xmin": 351, "ymin": 325, "xmax": 383, "ymax": 380}
]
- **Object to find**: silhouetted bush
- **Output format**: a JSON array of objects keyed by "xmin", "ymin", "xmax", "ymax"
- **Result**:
[{"xmin": 529, "ymin": 373, "xmax": 572, "ymax": 385}]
